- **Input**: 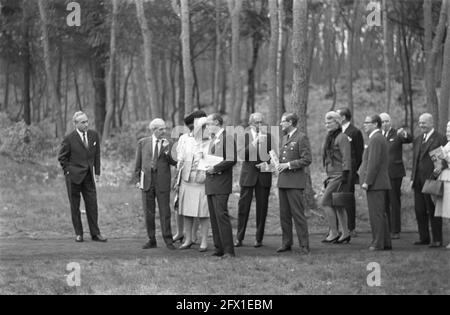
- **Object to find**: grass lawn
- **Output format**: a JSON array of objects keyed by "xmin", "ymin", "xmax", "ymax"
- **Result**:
[{"xmin": 1, "ymin": 79, "xmax": 449, "ymax": 295}]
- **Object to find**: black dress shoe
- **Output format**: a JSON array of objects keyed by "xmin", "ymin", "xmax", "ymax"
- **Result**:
[
  {"xmin": 92, "ymin": 235, "xmax": 107, "ymax": 242},
  {"xmin": 321, "ymin": 233, "xmax": 341, "ymax": 244},
  {"xmin": 178, "ymin": 242, "xmax": 194, "ymax": 250},
  {"xmin": 211, "ymin": 251, "xmax": 224, "ymax": 257},
  {"xmin": 166, "ymin": 244, "xmax": 176, "ymax": 250},
  {"xmin": 234, "ymin": 240, "xmax": 243, "ymax": 247},
  {"xmin": 413, "ymin": 240, "xmax": 430, "ymax": 246},
  {"xmin": 429, "ymin": 242, "xmax": 443, "ymax": 248},
  {"xmin": 142, "ymin": 241, "xmax": 157, "ymax": 249},
  {"xmin": 299, "ymin": 247, "xmax": 310, "ymax": 255},
  {"xmin": 254, "ymin": 241, "xmax": 263, "ymax": 248},
  {"xmin": 75, "ymin": 235, "xmax": 84, "ymax": 243},
  {"xmin": 276, "ymin": 246, "xmax": 292, "ymax": 253},
  {"xmin": 221, "ymin": 253, "xmax": 236, "ymax": 259}
]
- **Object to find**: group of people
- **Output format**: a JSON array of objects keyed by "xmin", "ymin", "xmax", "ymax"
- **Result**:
[{"xmin": 57, "ymin": 108, "xmax": 450, "ymax": 256}]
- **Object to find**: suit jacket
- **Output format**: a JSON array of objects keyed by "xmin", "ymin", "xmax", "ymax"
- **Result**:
[
  {"xmin": 411, "ymin": 130, "xmax": 447, "ymax": 189},
  {"xmin": 58, "ymin": 130, "xmax": 101, "ymax": 185},
  {"xmin": 384, "ymin": 128, "xmax": 412, "ymax": 179},
  {"xmin": 134, "ymin": 137, "xmax": 177, "ymax": 192},
  {"xmin": 277, "ymin": 129, "xmax": 312, "ymax": 189},
  {"xmin": 205, "ymin": 130, "xmax": 237, "ymax": 195},
  {"xmin": 344, "ymin": 124, "xmax": 364, "ymax": 181},
  {"xmin": 359, "ymin": 131, "xmax": 391, "ymax": 191},
  {"xmin": 239, "ymin": 130, "xmax": 272, "ymax": 188}
]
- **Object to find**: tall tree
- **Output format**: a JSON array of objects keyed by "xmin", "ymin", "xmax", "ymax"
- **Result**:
[
  {"xmin": 439, "ymin": 0, "xmax": 450, "ymax": 133},
  {"xmin": 383, "ymin": 0, "xmax": 392, "ymax": 112},
  {"xmin": 38, "ymin": 0, "xmax": 64, "ymax": 136},
  {"xmin": 290, "ymin": 0, "xmax": 308, "ymax": 132},
  {"xmin": 102, "ymin": 0, "xmax": 118, "ymax": 141},
  {"xmin": 136, "ymin": 0, "xmax": 161, "ymax": 118},
  {"xmin": 268, "ymin": 0, "xmax": 279, "ymax": 127},
  {"xmin": 228, "ymin": 0, "xmax": 242, "ymax": 124},
  {"xmin": 180, "ymin": 0, "xmax": 194, "ymax": 115}
]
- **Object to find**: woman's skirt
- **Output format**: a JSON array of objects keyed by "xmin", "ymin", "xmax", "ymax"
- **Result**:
[
  {"xmin": 321, "ymin": 175, "xmax": 343, "ymax": 207},
  {"xmin": 178, "ymin": 180, "xmax": 209, "ymax": 218},
  {"xmin": 435, "ymin": 169, "xmax": 450, "ymax": 219}
]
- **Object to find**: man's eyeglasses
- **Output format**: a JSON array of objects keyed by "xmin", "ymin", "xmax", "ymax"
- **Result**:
[{"xmin": 363, "ymin": 121, "xmax": 375, "ymax": 125}]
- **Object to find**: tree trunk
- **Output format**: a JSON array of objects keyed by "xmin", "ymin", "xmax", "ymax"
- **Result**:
[
  {"xmin": 268, "ymin": 0, "xmax": 279, "ymax": 127},
  {"xmin": 276, "ymin": 0, "xmax": 285, "ymax": 122},
  {"xmin": 247, "ymin": 34, "xmax": 261, "ymax": 120},
  {"xmin": 92, "ymin": 59, "xmax": 107, "ymax": 134},
  {"xmin": 290, "ymin": 0, "xmax": 308, "ymax": 132},
  {"xmin": 383, "ymin": 0, "xmax": 392, "ymax": 112},
  {"xmin": 178, "ymin": 54, "xmax": 185, "ymax": 123},
  {"xmin": 228, "ymin": 0, "xmax": 243, "ymax": 124},
  {"xmin": 102, "ymin": 0, "xmax": 118, "ymax": 141},
  {"xmin": 38, "ymin": 0, "xmax": 64, "ymax": 136},
  {"xmin": 439, "ymin": 0, "xmax": 450, "ymax": 133},
  {"xmin": 22, "ymin": 7, "xmax": 31, "ymax": 125},
  {"xmin": 179, "ymin": 0, "xmax": 194, "ymax": 116},
  {"xmin": 3, "ymin": 61, "xmax": 10, "ymax": 111},
  {"xmin": 212, "ymin": 0, "xmax": 221, "ymax": 108},
  {"xmin": 136, "ymin": 0, "xmax": 161, "ymax": 118}
]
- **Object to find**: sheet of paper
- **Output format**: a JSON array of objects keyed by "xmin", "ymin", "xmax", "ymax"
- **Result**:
[
  {"xmin": 269, "ymin": 150, "xmax": 279, "ymax": 168},
  {"xmin": 139, "ymin": 170, "xmax": 144, "ymax": 190},
  {"xmin": 197, "ymin": 154, "xmax": 224, "ymax": 171}
]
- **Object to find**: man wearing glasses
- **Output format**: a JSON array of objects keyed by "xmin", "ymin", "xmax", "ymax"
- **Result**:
[
  {"xmin": 134, "ymin": 118, "xmax": 177, "ymax": 250},
  {"xmin": 360, "ymin": 115, "xmax": 392, "ymax": 251}
]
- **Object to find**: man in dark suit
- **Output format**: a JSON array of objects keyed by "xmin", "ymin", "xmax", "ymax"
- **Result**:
[
  {"xmin": 134, "ymin": 118, "xmax": 177, "ymax": 250},
  {"xmin": 337, "ymin": 108, "xmax": 364, "ymax": 237},
  {"xmin": 380, "ymin": 113, "xmax": 413, "ymax": 239},
  {"xmin": 360, "ymin": 115, "xmax": 392, "ymax": 251},
  {"xmin": 205, "ymin": 113, "xmax": 237, "ymax": 258},
  {"xmin": 58, "ymin": 111, "xmax": 107, "ymax": 243},
  {"xmin": 411, "ymin": 113, "xmax": 447, "ymax": 248},
  {"xmin": 235, "ymin": 113, "xmax": 272, "ymax": 248},
  {"xmin": 276, "ymin": 113, "xmax": 312, "ymax": 255}
]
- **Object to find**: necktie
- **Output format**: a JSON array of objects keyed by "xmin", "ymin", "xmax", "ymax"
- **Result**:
[
  {"xmin": 423, "ymin": 134, "xmax": 427, "ymax": 143},
  {"xmin": 82, "ymin": 132, "xmax": 88, "ymax": 148},
  {"xmin": 153, "ymin": 140, "xmax": 160, "ymax": 167}
]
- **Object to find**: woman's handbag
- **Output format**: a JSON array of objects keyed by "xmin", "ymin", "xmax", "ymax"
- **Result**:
[
  {"xmin": 332, "ymin": 182, "xmax": 355, "ymax": 208},
  {"xmin": 421, "ymin": 179, "xmax": 443, "ymax": 197}
]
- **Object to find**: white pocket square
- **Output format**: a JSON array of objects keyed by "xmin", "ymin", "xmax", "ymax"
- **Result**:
[{"xmin": 93, "ymin": 142, "xmax": 97, "ymax": 146}]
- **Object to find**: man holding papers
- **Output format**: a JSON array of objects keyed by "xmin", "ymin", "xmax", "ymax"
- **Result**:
[
  {"xmin": 235, "ymin": 113, "xmax": 273, "ymax": 248},
  {"xmin": 205, "ymin": 113, "xmax": 237, "ymax": 258},
  {"xmin": 134, "ymin": 119, "xmax": 177, "ymax": 250}
]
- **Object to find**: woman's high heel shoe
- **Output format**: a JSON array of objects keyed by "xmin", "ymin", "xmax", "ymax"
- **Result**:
[
  {"xmin": 179, "ymin": 242, "xmax": 194, "ymax": 250},
  {"xmin": 336, "ymin": 235, "xmax": 351, "ymax": 244},
  {"xmin": 321, "ymin": 234, "xmax": 341, "ymax": 244}
]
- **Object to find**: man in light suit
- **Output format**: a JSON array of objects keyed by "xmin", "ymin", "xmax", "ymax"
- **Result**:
[
  {"xmin": 337, "ymin": 108, "xmax": 364, "ymax": 237},
  {"xmin": 276, "ymin": 113, "xmax": 312, "ymax": 255},
  {"xmin": 235, "ymin": 113, "xmax": 272, "ymax": 248},
  {"xmin": 360, "ymin": 114, "xmax": 392, "ymax": 251},
  {"xmin": 379, "ymin": 113, "xmax": 413, "ymax": 239},
  {"xmin": 134, "ymin": 118, "xmax": 177, "ymax": 250},
  {"xmin": 58, "ymin": 111, "xmax": 107, "ymax": 243},
  {"xmin": 411, "ymin": 113, "xmax": 447, "ymax": 248},
  {"xmin": 205, "ymin": 113, "xmax": 237, "ymax": 258}
]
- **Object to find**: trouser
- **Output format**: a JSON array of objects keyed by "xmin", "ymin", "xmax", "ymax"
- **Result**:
[
  {"xmin": 367, "ymin": 190, "xmax": 392, "ymax": 249},
  {"xmin": 386, "ymin": 177, "xmax": 403, "ymax": 234},
  {"xmin": 65, "ymin": 171, "xmax": 100, "ymax": 237},
  {"xmin": 236, "ymin": 184, "xmax": 270, "ymax": 243},
  {"xmin": 142, "ymin": 172, "xmax": 173, "ymax": 245},
  {"xmin": 279, "ymin": 188, "xmax": 309, "ymax": 248},
  {"xmin": 207, "ymin": 194, "xmax": 234, "ymax": 255}
]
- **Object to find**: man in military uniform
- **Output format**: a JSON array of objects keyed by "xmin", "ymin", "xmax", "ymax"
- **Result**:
[{"xmin": 276, "ymin": 113, "xmax": 312, "ymax": 255}]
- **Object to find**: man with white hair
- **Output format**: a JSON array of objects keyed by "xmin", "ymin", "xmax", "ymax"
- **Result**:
[
  {"xmin": 134, "ymin": 118, "xmax": 177, "ymax": 250},
  {"xmin": 58, "ymin": 111, "xmax": 107, "ymax": 243},
  {"xmin": 379, "ymin": 112, "xmax": 412, "ymax": 239},
  {"xmin": 411, "ymin": 113, "xmax": 447, "ymax": 248},
  {"xmin": 235, "ymin": 113, "xmax": 273, "ymax": 248}
]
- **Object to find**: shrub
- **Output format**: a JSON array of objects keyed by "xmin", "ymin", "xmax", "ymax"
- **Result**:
[{"xmin": 0, "ymin": 118, "xmax": 57, "ymax": 162}]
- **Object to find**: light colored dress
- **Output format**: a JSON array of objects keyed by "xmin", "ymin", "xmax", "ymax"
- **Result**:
[
  {"xmin": 178, "ymin": 136, "xmax": 210, "ymax": 218},
  {"xmin": 435, "ymin": 142, "xmax": 450, "ymax": 219}
]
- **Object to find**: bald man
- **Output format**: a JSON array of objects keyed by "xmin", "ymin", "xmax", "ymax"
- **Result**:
[
  {"xmin": 380, "ymin": 113, "xmax": 412, "ymax": 239},
  {"xmin": 411, "ymin": 113, "xmax": 447, "ymax": 248},
  {"xmin": 58, "ymin": 111, "xmax": 107, "ymax": 243},
  {"xmin": 134, "ymin": 118, "xmax": 177, "ymax": 250}
]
